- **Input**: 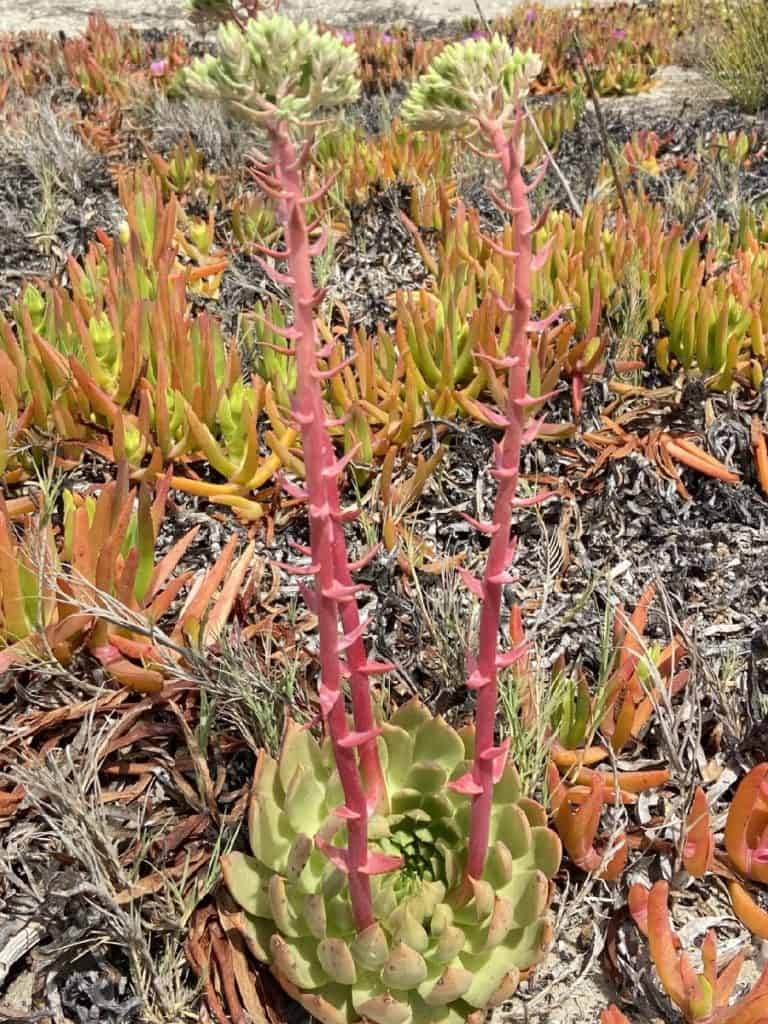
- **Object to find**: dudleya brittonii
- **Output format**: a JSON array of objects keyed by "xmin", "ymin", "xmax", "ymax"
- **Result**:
[
  {"xmin": 399, "ymin": 36, "xmax": 542, "ymax": 132},
  {"xmin": 180, "ymin": 16, "xmax": 561, "ymax": 1024},
  {"xmin": 183, "ymin": 13, "xmax": 360, "ymax": 126},
  {"xmin": 223, "ymin": 702, "xmax": 561, "ymax": 1024}
]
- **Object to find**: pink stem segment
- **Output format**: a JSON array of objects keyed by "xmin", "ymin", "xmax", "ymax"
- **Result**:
[
  {"xmin": 269, "ymin": 123, "xmax": 386, "ymax": 930},
  {"xmin": 465, "ymin": 112, "xmax": 537, "ymax": 884}
]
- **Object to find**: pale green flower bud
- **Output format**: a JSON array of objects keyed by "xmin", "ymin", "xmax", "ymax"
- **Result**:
[
  {"xmin": 181, "ymin": 13, "xmax": 360, "ymax": 128},
  {"xmin": 401, "ymin": 36, "xmax": 542, "ymax": 132}
]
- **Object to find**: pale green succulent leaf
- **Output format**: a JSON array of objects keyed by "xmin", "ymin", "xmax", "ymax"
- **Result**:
[
  {"xmin": 406, "ymin": 762, "xmax": 448, "ymax": 794},
  {"xmin": 350, "ymin": 922, "xmax": 390, "ymax": 970},
  {"xmin": 432, "ymin": 925, "xmax": 466, "ymax": 964},
  {"xmin": 269, "ymin": 875, "xmax": 306, "ymax": 937},
  {"xmin": 285, "ymin": 833, "xmax": 312, "ymax": 883},
  {"xmin": 457, "ymin": 724, "xmax": 475, "ymax": 759},
  {"xmin": 417, "ymin": 964, "xmax": 474, "ymax": 1006},
  {"xmin": 354, "ymin": 989, "xmax": 413, "ymax": 1024},
  {"xmin": 484, "ymin": 840, "xmax": 515, "ymax": 888},
  {"xmin": 531, "ymin": 826, "xmax": 563, "ymax": 878},
  {"xmin": 271, "ymin": 934, "xmax": 328, "ymax": 989},
  {"xmin": 241, "ymin": 911, "xmax": 274, "ymax": 960},
  {"xmin": 317, "ymin": 937, "xmax": 357, "ymax": 985},
  {"xmin": 388, "ymin": 906, "xmax": 430, "ymax": 953},
  {"xmin": 413, "ymin": 716, "xmax": 465, "ymax": 772},
  {"xmin": 221, "ymin": 852, "xmax": 271, "ymax": 916},
  {"xmin": 484, "ymin": 896, "xmax": 517, "ymax": 949},
  {"xmin": 493, "ymin": 761, "xmax": 523, "ymax": 805},
  {"xmin": 459, "ymin": 942, "xmax": 521, "ymax": 1008},
  {"xmin": 254, "ymin": 750, "xmax": 283, "ymax": 802},
  {"xmin": 249, "ymin": 794, "xmax": 292, "ymax": 872},
  {"xmin": 382, "ymin": 942, "xmax": 429, "ymax": 989},
  {"xmin": 284, "ymin": 764, "xmax": 327, "ymax": 834},
  {"xmin": 279, "ymin": 720, "xmax": 326, "ymax": 792},
  {"xmin": 389, "ymin": 698, "xmax": 432, "ymax": 733},
  {"xmin": 391, "ymin": 788, "xmax": 424, "ymax": 814},
  {"xmin": 490, "ymin": 803, "xmax": 533, "ymax": 858},
  {"xmin": 518, "ymin": 796, "xmax": 548, "ymax": 827},
  {"xmin": 304, "ymin": 891, "xmax": 328, "ymax": 938},
  {"xmin": 380, "ymin": 724, "xmax": 415, "ymax": 790}
]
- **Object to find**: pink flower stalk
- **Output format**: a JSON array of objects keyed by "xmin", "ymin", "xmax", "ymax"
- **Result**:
[
  {"xmin": 150, "ymin": 58, "xmax": 168, "ymax": 76},
  {"xmin": 251, "ymin": 120, "xmax": 390, "ymax": 931},
  {"xmin": 454, "ymin": 108, "xmax": 554, "ymax": 886}
]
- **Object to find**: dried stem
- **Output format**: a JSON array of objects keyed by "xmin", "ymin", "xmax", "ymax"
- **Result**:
[{"xmin": 571, "ymin": 31, "xmax": 630, "ymax": 221}]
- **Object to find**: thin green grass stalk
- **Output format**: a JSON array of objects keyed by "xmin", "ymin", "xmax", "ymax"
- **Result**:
[
  {"xmin": 699, "ymin": 0, "xmax": 768, "ymax": 111},
  {"xmin": 498, "ymin": 655, "xmax": 573, "ymax": 798}
]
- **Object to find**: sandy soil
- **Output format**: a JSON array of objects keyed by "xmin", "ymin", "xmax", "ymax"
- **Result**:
[{"xmin": 0, "ymin": 0, "xmax": 582, "ymax": 35}]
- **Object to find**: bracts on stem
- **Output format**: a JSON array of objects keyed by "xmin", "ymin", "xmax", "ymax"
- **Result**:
[
  {"xmin": 455, "ymin": 109, "xmax": 554, "ymax": 886},
  {"xmin": 259, "ymin": 122, "xmax": 392, "ymax": 931}
]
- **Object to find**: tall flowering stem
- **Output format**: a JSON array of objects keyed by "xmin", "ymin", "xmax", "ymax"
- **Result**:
[
  {"xmin": 261, "ymin": 125, "xmax": 394, "ymax": 931},
  {"xmin": 462, "ymin": 110, "xmax": 545, "ymax": 882},
  {"xmin": 267, "ymin": 125, "xmax": 386, "ymax": 796},
  {"xmin": 401, "ymin": 38, "xmax": 551, "ymax": 889},
  {"xmin": 182, "ymin": 15, "xmax": 390, "ymax": 933}
]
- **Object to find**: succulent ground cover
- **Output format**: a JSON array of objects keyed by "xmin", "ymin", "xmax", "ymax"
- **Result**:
[{"xmin": 0, "ymin": 3, "xmax": 767, "ymax": 1024}]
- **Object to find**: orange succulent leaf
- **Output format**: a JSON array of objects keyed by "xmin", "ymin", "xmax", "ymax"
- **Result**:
[
  {"xmin": 724, "ymin": 763, "xmax": 768, "ymax": 884},
  {"xmin": 633, "ymin": 666, "xmax": 690, "ymax": 735},
  {"xmin": 547, "ymin": 762, "xmax": 618, "ymax": 877},
  {"xmin": 571, "ymin": 766, "xmax": 669, "ymax": 800},
  {"xmin": 751, "ymin": 416, "xmax": 768, "ymax": 496},
  {"xmin": 711, "ymin": 940, "xmax": 747, "ymax": 1010},
  {"xmin": 600, "ymin": 834, "xmax": 628, "ymax": 881},
  {"xmin": 662, "ymin": 435, "xmax": 740, "ymax": 485},
  {"xmin": 683, "ymin": 787, "xmax": 715, "ymax": 877},
  {"xmin": 550, "ymin": 743, "xmax": 610, "ymax": 769},
  {"xmin": 644, "ymin": 881, "xmax": 689, "ymax": 1011},
  {"xmin": 619, "ymin": 580, "xmax": 656, "ymax": 671},
  {"xmin": 711, "ymin": 963, "xmax": 768, "ymax": 1024},
  {"xmin": 629, "ymin": 882, "xmax": 768, "ymax": 1024},
  {"xmin": 601, "ymin": 1006, "xmax": 631, "ymax": 1024},
  {"xmin": 728, "ymin": 880, "xmax": 768, "ymax": 941},
  {"xmin": 627, "ymin": 882, "xmax": 651, "ymax": 938},
  {"xmin": 92, "ymin": 644, "xmax": 165, "ymax": 694}
]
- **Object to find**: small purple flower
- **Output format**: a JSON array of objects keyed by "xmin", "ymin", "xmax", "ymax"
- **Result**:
[
  {"xmin": 150, "ymin": 58, "xmax": 167, "ymax": 77},
  {"xmin": 612, "ymin": 28, "xmax": 627, "ymax": 40},
  {"xmin": 341, "ymin": 30, "xmax": 355, "ymax": 44},
  {"xmin": 380, "ymin": 32, "xmax": 394, "ymax": 44},
  {"xmin": 469, "ymin": 29, "xmax": 487, "ymax": 38},
  {"xmin": 523, "ymin": 7, "xmax": 537, "ymax": 23}
]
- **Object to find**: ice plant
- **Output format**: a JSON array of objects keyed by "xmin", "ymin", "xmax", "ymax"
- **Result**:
[
  {"xmin": 546, "ymin": 762, "xmax": 627, "ymax": 881},
  {"xmin": 682, "ymin": 787, "xmax": 714, "ymax": 878},
  {"xmin": 724, "ymin": 763, "xmax": 768, "ymax": 940},
  {"xmin": 184, "ymin": 18, "xmax": 561, "ymax": 1024},
  {"xmin": 628, "ymin": 881, "xmax": 768, "ymax": 1023}
]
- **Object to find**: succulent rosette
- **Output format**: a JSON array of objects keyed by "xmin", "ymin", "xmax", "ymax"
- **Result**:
[{"xmin": 222, "ymin": 699, "xmax": 561, "ymax": 1024}]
